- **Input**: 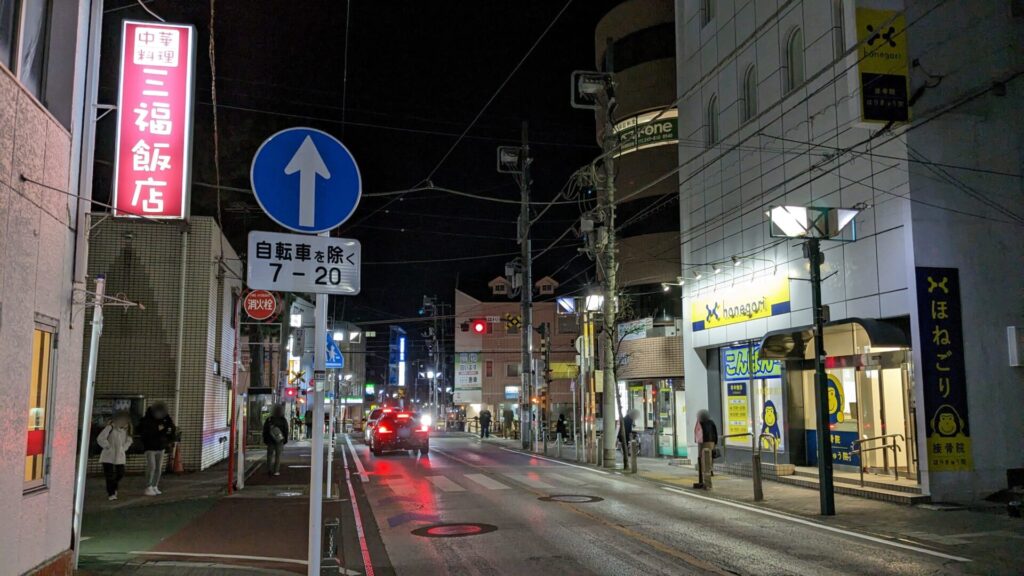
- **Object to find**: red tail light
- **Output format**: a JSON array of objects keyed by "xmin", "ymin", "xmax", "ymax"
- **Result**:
[
  {"xmin": 396, "ymin": 413, "xmax": 411, "ymax": 419},
  {"xmin": 377, "ymin": 425, "xmax": 392, "ymax": 434}
]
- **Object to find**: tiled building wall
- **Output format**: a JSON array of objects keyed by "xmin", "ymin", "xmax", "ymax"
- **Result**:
[
  {"xmin": 0, "ymin": 68, "xmax": 85, "ymax": 575},
  {"xmin": 617, "ymin": 336, "xmax": 684, "ymax": 380},
  {"xmin": 84, "ymin": 217, "xmax": 240, "ymax": 472}
]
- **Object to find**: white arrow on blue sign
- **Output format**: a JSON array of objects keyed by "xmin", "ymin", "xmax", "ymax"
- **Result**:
[{"xmin": 250, "ymin": 127, "xmax": 362, "ymax": 233}]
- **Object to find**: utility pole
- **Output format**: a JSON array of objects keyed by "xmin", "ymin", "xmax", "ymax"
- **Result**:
[
  {"xmin": 519, "ymin": 123, "xmax": 534, "ymax": 452},
  {"xmin": 598, "ymin": 108, "xmax": 618, "ymax": 469},
  {"xmin": 571, "ymin": 57, "xmax": 618, "ymax": 468},
  {"xmin": 499, "ymin": 122, "xmax": 533, "ymax": 450}
]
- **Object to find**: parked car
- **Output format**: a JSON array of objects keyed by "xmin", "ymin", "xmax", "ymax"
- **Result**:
[
  {"xmin": 370, "ymin": 411, "xmax": 430, "ymax": 456},
  {"xmin": 363, "ymin": 407, "xmax": 391, "ymax": 443}
]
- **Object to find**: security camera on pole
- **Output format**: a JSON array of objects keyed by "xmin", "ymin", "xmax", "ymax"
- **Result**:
[{"xmin": 249, "ymin": 127, "xmax": 363, "ymax": 575}]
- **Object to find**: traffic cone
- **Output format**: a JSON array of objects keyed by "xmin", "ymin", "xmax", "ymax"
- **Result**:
[{"xmin": 172, "ymin": 444, "xmax": 184, "ymax": 474}]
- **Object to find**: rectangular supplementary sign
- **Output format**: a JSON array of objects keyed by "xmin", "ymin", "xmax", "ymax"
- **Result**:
[
  {"xmin": 691, "ymin": 275, "xmax": 790, "ymax": 332},
  {"xmin": 112, "ymin": 21, "xmax": 196, "ymax": 219},
  {"xmin": 915, "ymin": 267, "xmax": 972, "ymax": 472},
  {"xmin": 247, "ymin": 231, "xmax": 361, "ymax": 295}
]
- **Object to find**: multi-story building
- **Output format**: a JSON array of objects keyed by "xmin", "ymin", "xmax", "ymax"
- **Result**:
[
  {"xmin": 675, "ymin": 0, "xmax": 1023, "ymax": 503},
  {"xmin": 84, "ymin": 216, "xmax": 243, "ymax": 472},
  {"xmin": 453, "ymin": 277, "xmax": 578, "ymax": 429},
  {"xmin": 0, "ymin": 2, "xmax": 92, "ymax": 573},
  {"xmin": 593, "ymin": 0, "xmax": 686, "ymax": 457}
]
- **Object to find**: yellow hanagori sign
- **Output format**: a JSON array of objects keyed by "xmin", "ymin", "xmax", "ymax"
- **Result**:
[
  {"xmin": 854, "ymin": 6, "xmax": 910, "ymax": 123},
  {"xmin": 691, "ymin": 275, "xmax": 790, "ymax": 332}
]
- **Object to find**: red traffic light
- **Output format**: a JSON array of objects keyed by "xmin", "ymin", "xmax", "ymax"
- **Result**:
[{"xmin": 284, "ymin": 387, "xmax": 298, "ymax": 398}]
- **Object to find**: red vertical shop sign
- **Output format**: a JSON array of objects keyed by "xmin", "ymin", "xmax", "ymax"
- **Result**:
[{"xmin": 112, "ymin": 21, "xmax": 196, "ymax": 218}]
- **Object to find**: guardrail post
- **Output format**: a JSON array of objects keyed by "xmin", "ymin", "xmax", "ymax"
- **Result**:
[
  {"xmin": 752, "ymin": 452, "xmax": 763, "ymax": 501},
  {"xmin": 321, "ymin": 517, "xmax": 341, "ymax": 574},
  {"xmin": 629, "ymin": 439, "xmax": 638, "ymax": 474}
]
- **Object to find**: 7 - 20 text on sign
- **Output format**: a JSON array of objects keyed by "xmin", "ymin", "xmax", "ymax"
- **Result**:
[{"xmin": 247, "ymin": 231, "xmax": 361, "ymax": 295}]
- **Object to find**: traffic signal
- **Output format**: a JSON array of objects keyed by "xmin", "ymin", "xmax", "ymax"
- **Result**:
[
  {"xmin": 284, "ymin": 387, "xmax": 298, "ymax": 398},
  {"xmin": 461, "ymin": 318, "xmax": 490, "ymax": 334}
]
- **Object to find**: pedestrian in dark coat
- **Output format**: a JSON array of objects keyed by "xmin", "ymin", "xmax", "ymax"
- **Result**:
[
  {"xmin": 139, "ymin": 402, "xmax": 176, "ymax": 496},
  {"xmin": 555, "ymin": 414, "xmax": 568, "ymax": 442},
  {"xmin": 478, "ymin": 409, "xmax": 492, "ymax": 438},
  {"xmin": 263, "ymin": 405, "xmax": 289, "ymax": 476}
]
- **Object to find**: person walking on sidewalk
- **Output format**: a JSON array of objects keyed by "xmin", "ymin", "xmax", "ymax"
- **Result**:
[
  {"xmin": 694, "ymin": 409, "xmax": 719, "ymax": 489},
  {"xmin": 97, "ymin": 412, "xmax": 131, "ymax": 501},
  {"xmin": 263, "ymin": 405, "xmax": 289, "ymax": 476},
  {"xmin": 140, "ymin": 402, "xmax": 176, "ymax": 496},
  {"xmin": 478, "ymin": 408, "xmax": 492, "ymax": 439},
  {"xmin": 304, "ymin": 408, "xmax": 313, "ymax": 439},
  {"xmin": 555, "ymin": 413, "xmax": 568, "ymax": 443}
]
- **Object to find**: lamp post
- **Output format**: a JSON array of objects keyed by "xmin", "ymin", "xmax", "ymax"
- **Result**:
[{"xmin": 769, "ymin": 206, "xmax": 858, "ymax": 516}]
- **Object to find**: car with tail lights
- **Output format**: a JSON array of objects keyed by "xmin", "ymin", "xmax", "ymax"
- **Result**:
[{"xmin": 370, "ymin": 412, "xmax": 431, "ymax": 456}]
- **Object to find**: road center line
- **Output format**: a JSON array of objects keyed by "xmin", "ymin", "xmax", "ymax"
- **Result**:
[
  {"xmin": 345, "ymin": 434, "xmax": 370, "ymax": 482},
  {"xmin": 497, "ymin": 447, "xmax": 610, "ymax": 475},
  {"xmin": 659, "ymin": 486, "xmax": 972, "ymax": 563}
]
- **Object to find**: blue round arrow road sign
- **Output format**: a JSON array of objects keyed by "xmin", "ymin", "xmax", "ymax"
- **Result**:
[{"xmin": 250, "ymin": 127, "xmax": 362, "ymax": 233}]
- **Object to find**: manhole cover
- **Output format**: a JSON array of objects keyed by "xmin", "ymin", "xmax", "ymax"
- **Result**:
[
  {"xmin": 538, "ymin": 495, "xmax": 604, "ymax": 503},
  {"xmin": 411, "ymin": 523, "xmax": 497, "ymax": 538}
]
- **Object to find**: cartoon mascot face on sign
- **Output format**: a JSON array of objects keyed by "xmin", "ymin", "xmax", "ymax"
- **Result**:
[
  {"xmin": 760, "ymin": 400, "xmax": 782, "ymax": 447},
  {"xmin": 930, "ymin": 404, "xmax": 965, "ymax": 438},
  {"xmin": 826, "ymin": 374, "xmax": 844, "ymax": 424}
]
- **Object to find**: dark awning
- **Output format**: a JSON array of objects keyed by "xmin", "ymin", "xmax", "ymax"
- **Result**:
[{"xmin": 757, "ymin": 318, "xmax": 910, "ymax": 360}]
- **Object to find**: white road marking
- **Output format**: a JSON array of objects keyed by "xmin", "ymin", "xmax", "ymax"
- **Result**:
[
  {"xmin": 427, "ymin": 475, "xmax": 466, "ymax": 492},
  {"xmin": 659, "ymin": 486, "xmax": 972, "ymax": 563},
  {"xmin": 498, "ymin": 447, "xmax": 610, "ymax": 475},
  {"xmin": 385, "ymin": 480, "xmax": 417, "ymax": 497},
  {"xmin": 341, "ymin": 438, "xmax": 376, "ymax": 576},
  {"xmin": 129, "ymin": 551, "xmax": 306, "ymax": 565},
  {"xmin": 503, "ymin": 473, "xmax": 557, "ymax": 491},
  {"xmin": 344, "ymin": 434, "xmax": 370, "ymax": 483},
  {"xmin": 543, "ymin": 472, "xmax": 585, "ymax": 486},
  {"xmin": 463, "ymin": 473, "xmax": 510, "ymax": 490}
]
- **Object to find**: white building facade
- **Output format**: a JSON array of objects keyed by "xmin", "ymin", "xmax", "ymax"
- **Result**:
[{"xmin": 675, "ymin": 0, "xmax": 1022, "ymax": 503}]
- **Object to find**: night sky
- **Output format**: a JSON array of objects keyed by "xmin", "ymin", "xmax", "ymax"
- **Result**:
[{"xmin": 94, "ymin": 0, "xmax": 620, "ymax": 373}]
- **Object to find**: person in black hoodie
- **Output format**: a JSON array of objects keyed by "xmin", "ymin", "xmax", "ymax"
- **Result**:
[
  {"xmin": 263, "ymin": 405, "xmax": 289, "ymax": 476},
  {"xmin": 140, "ymin": 402, "xmax": 177, "ymax": 496}
]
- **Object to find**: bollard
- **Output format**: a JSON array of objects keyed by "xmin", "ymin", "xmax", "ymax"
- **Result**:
[
  {"xmin": 703, "ymin": 447, "xmax": 713, "ymax": 490},
  {"xmin": 557, "ymin": 436, "xmax": 562, "ymax": 459},
  {"xmin": 752, "ymin": 452, "xmax": 763, "ymax": 501},
  {"xmin": 629, "ymin": 440, "xmax": 638, "ymax": 474}
]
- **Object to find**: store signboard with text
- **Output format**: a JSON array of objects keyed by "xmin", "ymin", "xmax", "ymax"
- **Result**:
[
  {"xmin": 721, "ymin": 344, "xmax": 785, "ymax": 450},
  {"xmin": 112, "ymin": 21, "xmax": 196, "ymax": 218},
  {"xmin": 692, "ymin": 275, "xmax": 790, "ymax": 331},
  {"xmin": 454, "ymin": 352, "xmax": 482, "ymax": 404}
]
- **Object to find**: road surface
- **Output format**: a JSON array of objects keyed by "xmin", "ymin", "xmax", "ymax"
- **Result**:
[{"xmin": 350, "ymin": 435, "xmax": 971, "ymax": 576}]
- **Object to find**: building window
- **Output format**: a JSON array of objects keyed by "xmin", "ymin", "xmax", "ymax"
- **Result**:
[
  {"xmin": 701, "ymin": 0, "xmax": 714, "ymax": 28},
  {"xmin": 705, "ymin": 94, "xmax": 718, "ymax": 147},
  {"xmin": 505, "ymin": 363, "xmax": 521, "ymax": 378},
  {"xmin": 25, "ymin": 326, "xmax": 56, "ymax": 491},
  {"xmin": 742, "ymin": 65, "xmax": 757, "ymax": 123},
  {"xmin": 492, "ymin": 283, "xmax": 507, "ymax": 295},
  {"xmin": 485, "ymin": 360, "xmax": 493, "ymax": 378},
  {"xmin": 785, "ymin": 27, "xmax": 804, "ymax": 94},
  {"xmin": 0, "ymin": 0, "xmax": 16, "ymax": 69}
]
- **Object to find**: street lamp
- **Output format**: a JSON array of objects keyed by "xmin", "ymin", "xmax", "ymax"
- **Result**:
[{"xmin": 770, "ymin": 205, "xmax": 858, "ymax": 516}]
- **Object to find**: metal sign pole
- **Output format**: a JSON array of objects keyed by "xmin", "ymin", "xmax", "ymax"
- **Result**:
[
  {"xmin": 308, "ymin": 281, "xmax": 328, "ymax": 575},
  {"xmin": 73, "ymin": 275, "xmax": 105, "ymax": 568}
]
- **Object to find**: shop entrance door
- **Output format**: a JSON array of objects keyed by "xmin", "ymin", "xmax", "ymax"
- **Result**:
[{"xmin": 858, "ymin": 359, "xmax": 917, "ymax": 481}]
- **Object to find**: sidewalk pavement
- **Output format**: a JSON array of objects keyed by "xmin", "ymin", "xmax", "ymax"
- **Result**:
[
  {"xmin": 78, "ymin": 442, "xmax": 317, "ymax": 576},
  {"xmin": 482, "ymin": 435, "xmax": 1023, "ymax": 571}
]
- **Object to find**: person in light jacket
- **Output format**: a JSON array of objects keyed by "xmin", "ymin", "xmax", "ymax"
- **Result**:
[{"xmin": 97, "ymin": 412, "xmax": 132, "ymax": 500}]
